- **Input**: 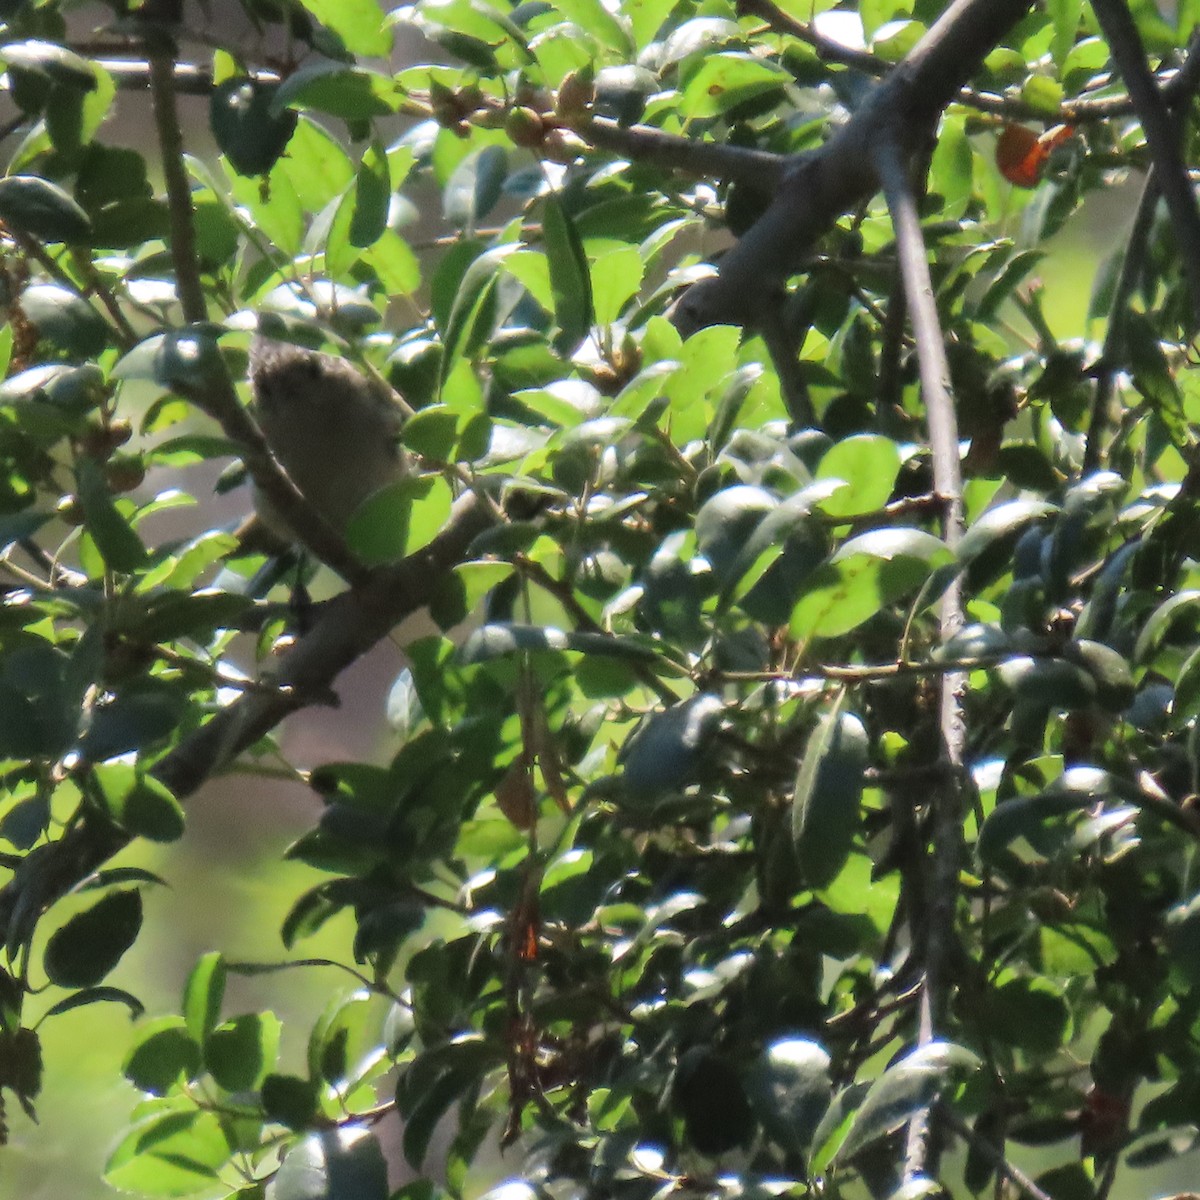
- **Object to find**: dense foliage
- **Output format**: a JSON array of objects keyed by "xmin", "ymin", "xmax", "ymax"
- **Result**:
[{"xmin": 2, "ymin": 0, "xmax": 1200, "ymax": 1198}]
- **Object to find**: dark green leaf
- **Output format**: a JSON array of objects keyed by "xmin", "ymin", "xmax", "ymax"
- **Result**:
[
  {"xmin": 75, "ymin": 456, "xmax": 147, "ymax": 573},
  {"xmin": 0, "ymin": 175, "xmax": 91, "ymax": 242},
  {"xmin": 2, "ymin": 40, "xmax": 97, "ymax": 89},
  {"xmin": 349, "ymin": 141, "xmax": 390, "ymax": 247},
  {"xmin": 746, "ymin": 1038, "xmax": 833, "ymax": 1155},
  {"xmin": 620, "ymin": 694, "xmax": 724, "ymax": 805},
  {"xmin": 206, "ymin": 1012, "xmax": 281, "ymax": 1092},
  {"xmin": 41, "ymin": 985, "xmax": 145, "ymax": 1021},
  {"xmin": 44, "ymin": 890, "xmax": 143, "ymax": 988},
  {"xmin": 123, "ymin": 1017, "xmax": 203, "ymax": 1095},
  {"xmin": 444, "ymin": 145, "xmax": 508, "ymax": 231},
  {"xmin": 210, "ymin": 77, "xmax": 298, "ymax": 177},
  {"xmin": 542, "ymin": 194, "xmax": 593, "ymax": 351},
  {"xmin": 273, "ymin": 1127, "xmax": 388, "ymax": 1200},
  {"xmin": 793, "ymin": 709, "xmax": 868, "ymax": 888},
  {"xmin": 262, "ymin": 1073, "xmax": 321, "ymax": 1130}
]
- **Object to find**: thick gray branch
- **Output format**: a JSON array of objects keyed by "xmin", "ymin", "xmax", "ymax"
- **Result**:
[{"xmin": 673, "ymin": 0, "xmax": 1036, "ymax": 333}]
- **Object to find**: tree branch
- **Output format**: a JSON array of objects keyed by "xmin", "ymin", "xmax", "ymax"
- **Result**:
[
  {"xmin": 935, "ymin": 1104, "xmax": 1054, "ymax": 1200},
  {"xmin": 1083, "ymin": 27, "xmax": 1200, "ymax": 471},
  {"xmin": 672, "ymin": 0, "xmax": 1036, "ymax": 334},
  {"xmin": 575, "ymin": 116, "xmax": 787, "ymax": 191},
  {"xmin": 0, "ymin": 493, "xmax": 496, "ymax": 949},
  {"xmin": 1082, "ymin": 169, "xmax": 1159, "ymax": 473},
  {"xmin": 735, "ymin": 0, "xmax": 888, "ymax": 73},
  {"xmin": 147, "ymin": 41, "xmax": 206, "ymax": 325},
  {"xmin": 1091, "ymin": 0, "xmax": 1200, "ymax": 330},
  {"xmin": 872, "ymin": 128, "xmax": 966, "ymax": 1183},
  {"xmin": 154, "ymin": 493, "xmax": 493, "ymax": 795}
]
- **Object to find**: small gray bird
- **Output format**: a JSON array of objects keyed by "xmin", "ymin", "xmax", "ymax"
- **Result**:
[{"xmin": 247, "ymin": 336, "xmax": 408, "ymax": 544}]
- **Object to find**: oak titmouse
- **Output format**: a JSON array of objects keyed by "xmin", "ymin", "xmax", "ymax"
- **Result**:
[{"xmin": 247, "ymin": 336, "xmax": 408, "ymax": 544}]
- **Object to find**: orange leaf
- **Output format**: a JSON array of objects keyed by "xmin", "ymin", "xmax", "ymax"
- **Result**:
[{"xmin": 996, "ymin": 123, "xmax": 1074, "ymax": 189}]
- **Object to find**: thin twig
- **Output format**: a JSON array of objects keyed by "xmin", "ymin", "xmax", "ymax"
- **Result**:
[
  {"xmin": 514, "ymin": 554, "xmax": 681, "ymax": 705},
  {"xmin": 1084, "ymin": 28, "xmax": 1200, "ymax": 471},
  {"xmin": 576, "ymin": 115, "xmax": 787, "ymax": 191},
  {"xmin": 147, "ymin": 42, "xmax": 206, "ymax": 324},
  {"xmin": 935, "ymin": 1104, "xmax": 1054, "ymax": 1200},
  {"xmin": 712, "ymin": 652, "xmax": 999, "ymax": 684},
  {"xmin": 1082, "ymin": 170, "xmax": 1159, "ymax": 473},
  {"xmin": 1091, "ymin": 0, "xmax": 1200, "ymax": 329},
  {"xmin": 872, "ymin": 127, "xmax": 966, "ymax": 1183},
  {"xmin": 736, "ymin": 0, "xmax": 888, "ymax": 74},
  {"xmin": 70, "ymin": 253, "xmax": 139, "ymax": 349},
  {"xmin": 759, "ymin": 303, "xmax": 815, "ymax": 426}
]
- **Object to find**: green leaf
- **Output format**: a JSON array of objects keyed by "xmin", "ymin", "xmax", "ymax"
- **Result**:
[
  {"xmin": 1134, "ymin": 590, "xmax": 1200, "ymax": 664},
  {"xmin": 298, "ymin": 0, "xmax": 393, "ymax": 56},
  {"xmin": 41, "ymin": 986, "xmax": 145, "ymax": 1021},
  {"xmin": 105, "ymin": 1106, "xmax": 231, "ymax": 1196},
  {"xmin": 957, "ymin": 498, "xmax": 1057, "ymax": 564},
  {"xmin": 80, "ymin": 680, "xmax": 187, "ymax": 761},
  {"xmin": 681, "ymin": 52, "xmax": 788, "ymax": 118},
  {"xmin": 443, "ymin": 144, "xmax": 508, "ymax": 232},
  {"xmin": 350, "ymin": 140, "xmax": 390, "ymax": 248},
  {"xmin": 837, "ymin": 1042, "xmax": 980, "ymax": 1162},
  {"xmin": 44, "ymin": 890, "xmax": 143, "ymax": 988},
  {"xmin": 695, "ymin": 484, "xmax": 776, "ymax": 585},
  {"xmin": 1020, "ymin": 74, "xmax": 1065, "ymax": 118},
  {"xmin": 93, "ymin": 763, "xmax": 185, "ymax": 842},
  {"xmin": 206, "ymin": 1012, "xmax": 281, "ymax": 1092},
  {"xmin": 438, "ymin": 244, "xmax": 519, "ymax": 381},
  {"xmin": 791, "ymin": 528, "xmax": 951, "ymax": 640},
  {"xmin": 988, "ymin": 976, "xmax": 1071, "ymax": 1054},
  {"xmin": 549, "ymin": 0, "xmax": 632, "ymax": 51},
  {"xmin": 273, "ymin": 1127, "xmax": 388, "ymax": 1200},
  {"xmin": 183, "ymin": 952, "xmax": 226, "ymax": 1044},
  {"xmin": 402, "ymin": 405, "xmax": 459, "ymax": 460},
  {"xmin": 273, "ymin": 62, "xmax": 395, "ymax": 120},
  {"xmin": 0, "ymin": 175, "xmax": 91, "ymax": 242},
  {"xmin": 976, "ymin": 769, "xmax": 1124, "ymax": 868},
  {"xmin": 814, "ymin": 434, "xmax": 902, "ymax": 519},
  {"xmin": 591, "ymin": 245, "xmax": 644, "ymax": 326},
  {"xmin": 793, "ymin": 708, "xmax": 868, "ymax": 889},
  {"xmin": 976, "ymin": 249, "xmax": 1045, "ymax": 321},
  {"xmin": 124, "ymin": 1017, "xmax": 203, "ymax": 1095},
  {"xmin": 75, "ymin": 457, "xmax": 147, "ymax": 572},
  {"xmin": 1166, "ymin": 893, "xmax": 1200, "ymax": 987},
  {"xmin": 543, "ymin": 195, "xmax": 593, "ymax": 351},
  {"xmin": 1, "ymin": 40, "xmax": 98, "ymax": 90},
  {"xmin": 1126, "ymin": 311, "xmax": 1187, "ymax": 446}
]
